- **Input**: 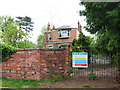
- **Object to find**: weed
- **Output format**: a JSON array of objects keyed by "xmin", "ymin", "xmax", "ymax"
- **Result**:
[
  {"xmin": 88, "ymin": 73, "xmax": 96, "ymax": 80},
  {"xmin": 47, "ymin": 70, "xmax": 67, "ymax": 82},
  {"xmin": 82, "ymin": 85, "xmax": 92, "ymax": 88},
  {"xmin": 49, "ymin": 76, "xmax": 66, "ymax": 82},
  {"xmin": 70, "ymin": 68, "xmax": 79, "ymax": 76},
  {"xmin": 94, "ymin": 85, "xmax": 99, "ymax": 88}
]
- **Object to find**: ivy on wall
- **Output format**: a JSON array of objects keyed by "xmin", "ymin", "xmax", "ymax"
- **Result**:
[{"xmin": 0, "ymin": 43, "xmax": 16, "ymax": 62}]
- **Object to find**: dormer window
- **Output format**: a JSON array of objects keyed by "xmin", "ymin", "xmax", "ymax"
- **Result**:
[{"xmin": 58, "ymin": 30, "xmax": 70, "ymax": 38}]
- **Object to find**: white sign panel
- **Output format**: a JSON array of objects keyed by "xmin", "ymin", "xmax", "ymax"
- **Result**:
[{"xmin": 72, "ymin": 52, "xmax": 88, "ymax": 68}]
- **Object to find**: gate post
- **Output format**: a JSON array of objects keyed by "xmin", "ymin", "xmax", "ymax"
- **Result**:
[{"xmin": 64, "ymin": 45, "xmax": 72, "ymax": 76}]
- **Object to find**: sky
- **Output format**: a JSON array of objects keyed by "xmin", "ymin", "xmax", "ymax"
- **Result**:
[{"xmin": 0, "ymin": 0, "xmax": 92, "ymax": 44}]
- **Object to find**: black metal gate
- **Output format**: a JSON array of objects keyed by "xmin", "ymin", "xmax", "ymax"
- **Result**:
[{"xmin": 74, "ymin": 52, "xmax": 119, "ymax": 80}]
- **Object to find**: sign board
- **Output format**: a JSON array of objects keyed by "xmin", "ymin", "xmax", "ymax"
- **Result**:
[{"xmin": 72, "ymin": 52, "xmax": 88, "ymax": 68}]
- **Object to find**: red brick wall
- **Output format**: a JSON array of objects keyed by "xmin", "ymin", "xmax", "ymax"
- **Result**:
[{"xmin": 0, "ymin": 48, "xmax": 71, "ymax": 80}]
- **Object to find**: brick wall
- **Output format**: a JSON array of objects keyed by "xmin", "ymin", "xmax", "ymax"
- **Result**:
[{"xmin": 0, "ymin": 48, "xmax": 71, "ymax": 80}]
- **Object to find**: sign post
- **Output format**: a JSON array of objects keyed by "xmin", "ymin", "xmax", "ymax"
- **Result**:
[{"xmin": 72, "ymin": 52, "xmax": 88, "ymax": 68}]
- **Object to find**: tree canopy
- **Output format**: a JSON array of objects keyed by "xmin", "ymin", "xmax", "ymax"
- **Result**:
[
  {"xmin": 0, "ymin": 16, "xmax": 26, "ymax": 46},
  {"xmin": 79, "ymin": 2, "xmax": 120, "ymax": 67},
  {"xmin": 37, "ymin": 26, "xmax": 47, "ymax": 48},
  {"xmin": 16, "ymin": 16, "xmax": 34, "ymax": 32},
  {"xmin": 16, "ymin": 16, "xmax": 34, "ymax": 41},
  {"xmin": 72, "ymin": 33, "xmax": 92, "ymax": 52},
  {"xmin": 0, "ymin": 16, "xmax": 36, "ymax": 48}
]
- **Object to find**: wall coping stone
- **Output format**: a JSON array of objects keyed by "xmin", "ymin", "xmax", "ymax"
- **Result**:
[{"xmin": 17, "ymin": 48, "xmax": 66, "ymax": 51}]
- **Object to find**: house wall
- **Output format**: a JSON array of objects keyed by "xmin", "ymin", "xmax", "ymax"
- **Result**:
[
  {"xmin": 45, "ymin": 42, "xmax": 72, "ymax": 48},
  {"xmin": 51, "ymin": 29, "xmax": 79, "ymax": 42},
  {"xmin": 0, "ymin": 48, "xmax": 71, "ymax": 81},
  {"xmin": 44, "ymin": 29, "xmax": 79, "ymax": 48}
]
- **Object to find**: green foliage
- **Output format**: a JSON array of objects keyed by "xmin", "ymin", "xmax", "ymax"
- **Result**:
[
  {"xmin": 87, "ymin": 73, "xmax": 96, "ymax": 80},
  {"xmin": 48, "ymin": 76, "xmax": 66, "ymax": 82},
  {"xmin": 80, "ymin": 2, "xmax": 120, "ymax": 34},
  {"xmin": 80, "ymin": 2, "xmax": 120, "ymax": 68},
  {"xmin": 82, "ymin": 84, "xmax": 99, "ymax": 88},
  {"xmin": 72, "ymin": 33, "xmax": 92, "ymax": 52},
  {"xmin": 16, "ymin": 16, "xmax": 34, "ymax": 32},
  {"xmin": 37, "ymin": 35, "xmax": 45, "ymax": 48},
  {"xmin": 37, "ymin": 26, "xmax": 47, "ymax": 48},
  {"xmin": 72, "ymin": 33, "xmax": 93, "ymax": 63},
  {"xmin": 0, "ymin": 16, "xmax": 26, "ymax": 47},
  {"xmin": 47, "ymin": 70, "xmax": 66, "ymax": 82},
  {"xmin": 0, "ymin": 43, "xmax": 16, "ymax": 62},
  {"xmin": 82, "ymin": 85, "xmax": 92, "ymax": 88},
  {"xmin": 16, "ymin": 16, "xmax": 34, "ymax": 41},
  {"xmin": 16, "ymin": 40, "xmax": 37, "ymax": 48},
  {"xmin": 70, "ymin": 68, "xmax": 79, "ymax": 76},
  {"xmin": 0, "ymin": 16, "xmax": 30, "ymax": 47},
  {"xmin": 0, "ymin": 78, "xmax": 46, "ymax": 88},
  {"xmin": 0, "ymin": 16, "xmax": 36, "ymax": 49},
  {"xmin": 94, "ymin": 85, "xmax": 99, "ymax": 88}
]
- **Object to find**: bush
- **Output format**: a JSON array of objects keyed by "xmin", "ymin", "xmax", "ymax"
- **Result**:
[
  {"xmin": 0, "ymin": 43, "xmax": 16, "ymax": 62},
  {"xmin": 88, "ymin": 73, "xmax": 96, "ymax": 80}
]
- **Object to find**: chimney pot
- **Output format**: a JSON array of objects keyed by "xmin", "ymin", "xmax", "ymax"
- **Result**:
[
  {"xmin": 47, "ymin": 23, "xmax": 50, "ymax": 31},
  {"xmin": 78, "ymin": 21, "xmax": 82, "ymax": 33},
  {"xmin": 53, "ymin": 25, "xmax": 55, "ymax": 30}
]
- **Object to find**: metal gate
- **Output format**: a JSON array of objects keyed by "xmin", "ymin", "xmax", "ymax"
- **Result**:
[{"xmin": 74, "ymin": 52, "xmax": 119, "ymax": 80}]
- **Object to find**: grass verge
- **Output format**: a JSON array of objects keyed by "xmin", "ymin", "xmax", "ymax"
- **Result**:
[
  {"xmin": 0, "ymin": 76, "xmax": 66, "ymax": 88},
  {"xmin": 0, "ymin": 78, "xmax": 46, "ymax": 88}
]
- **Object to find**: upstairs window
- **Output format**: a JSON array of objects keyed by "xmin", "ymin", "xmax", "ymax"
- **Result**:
[
  {"xmin": 48, "ymin": 34, "xmax": 52, "ymax": 41},
  {"xmin": 58, "ymin": 30, "xmax": 70, "ymax": 38}
]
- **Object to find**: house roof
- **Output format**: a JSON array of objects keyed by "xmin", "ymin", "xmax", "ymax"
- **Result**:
[
  {"xmin": 56, "ymin": 25, "xmax": 77, "ymax": 30},
  {"xmin": 44, "ymin": 31, "xmax": 52, "ymax": 34}
]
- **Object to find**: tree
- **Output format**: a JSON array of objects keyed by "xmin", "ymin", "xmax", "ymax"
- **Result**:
[
  {"xmin": 16, "ymin": 40, "xmax": 37, "ymax": 48},
  {"xmin": 16, "ymin": 16, "xmax": 34, "ymax": 41},
  {"xmin": 72, "ymin": 33, "xmax": 92, "ymax": 52},
  {"xmin": 0, "ymin": 16, "xmax": 26, "ymax": 47},
  {"xmin": 80, "ymin": 2, "xmax": 120, "ymax": 80},
  {"xmin": 37, "ymin": 26, "xmax": 47, "ymax": 48},
  {"xmin": 72, "ymin": 33, "xmax": 92, "ymax": 63},
  {"xmin": 0, "ymin": 43, "xmax": 16, "ymax": 62},
  {"xmin": 80, "ymin": 2, "xmax": 120, "ymax": 34},
  {"xmin": 79, "ymin": 2, "xmax": 120, "ymax": 60},
  {"xmin": 0, "ymin": 16, "xmax": 36, "ymax": 49}
]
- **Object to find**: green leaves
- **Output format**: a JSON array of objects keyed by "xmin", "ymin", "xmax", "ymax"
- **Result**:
[
  {"xmin": 0, "ymin": 16, "xmax": 36, "ymax": 48},
  {"xmin": 0, "ymin": 16, "xmax": 25, "ymax": 47},
  {"xmin": 79, "ymin": 2, "xmax": 120, "ymax": 67},
  {"xmin": 107, "ymin": 10, "xmax": 118, "ymax": 17},
  {"xmin": 0, "ymin": 43, "xmax": 16, "ymax": 62},
  {"xmin": 72, "ymin": 33, "xmax": 92, "ymax": 52},
  {"xmin": 16, "ymin": 16, "xmax": 34, "ymax": 32},
  {"xmin": 80, "ymin": 2, "xmax": 120, "ymax": 34},
  {"xmin": 16, "ymin": 41, "xmax": 36, "ymax": 49},
  {"xmin": 37, "ymin": 26, "xmax": 47, "ymax": 48}
]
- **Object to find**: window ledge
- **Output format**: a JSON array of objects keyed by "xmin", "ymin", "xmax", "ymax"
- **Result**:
[{"xmin": 58, "ymin": 36, "xmax": 70, "ymax": 39}]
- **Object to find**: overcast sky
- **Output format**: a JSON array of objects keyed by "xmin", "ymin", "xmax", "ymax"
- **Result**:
[{"xmin": 0, "ymin": 0, "xmax": 92, "ymax": 43}]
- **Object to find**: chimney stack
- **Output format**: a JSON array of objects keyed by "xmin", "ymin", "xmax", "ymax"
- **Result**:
[
  {"xmin": 52, "ymin": 25, "xmax": 55, "ymax": 30},
  {"xmin": 78, "ymin": 21, "xmax": 82, "ymax": 33},
  {"xmin": 47, "ymin": 23, "xmax": 50, "ymax": 31}
]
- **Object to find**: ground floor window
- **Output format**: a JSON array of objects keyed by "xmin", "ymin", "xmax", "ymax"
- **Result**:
[{"xmin": 48, "ymin": 45, "xmax": 53, "ymax": 48}]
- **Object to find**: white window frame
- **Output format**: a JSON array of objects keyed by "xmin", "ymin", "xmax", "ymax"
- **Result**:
[
  {"xmin": 48, "ymin": 45, "xmax": 53, "ymax": 48},
  {"xmin": 58, "ymin": 30, "xmax": 70, "ymax": 38}
]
